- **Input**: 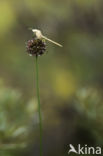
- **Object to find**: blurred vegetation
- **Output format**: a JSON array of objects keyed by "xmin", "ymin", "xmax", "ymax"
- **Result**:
[{"xmin": 0, "ymin": 0, "xmax": 103, "ymax": 155}]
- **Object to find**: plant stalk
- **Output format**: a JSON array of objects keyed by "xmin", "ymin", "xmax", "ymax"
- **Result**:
[{"xmin": 35, "ymin": 56, "xmax": 43, "ymax": 156}]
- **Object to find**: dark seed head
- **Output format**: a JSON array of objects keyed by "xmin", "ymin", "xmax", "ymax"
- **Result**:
[{"xmin": 26, "ymin": 38, "xmax": 46, "ymax": 56}]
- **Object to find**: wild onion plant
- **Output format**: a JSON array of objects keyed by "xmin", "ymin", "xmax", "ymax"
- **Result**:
[{"xmin": 26, "ymin": 29, "xmax": 62, "ymax": 156}]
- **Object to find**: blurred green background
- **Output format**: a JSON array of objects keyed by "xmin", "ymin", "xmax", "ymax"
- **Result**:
[{"xmin": 0, "ymin": 0, "xmax": 103, "ymax": 155}]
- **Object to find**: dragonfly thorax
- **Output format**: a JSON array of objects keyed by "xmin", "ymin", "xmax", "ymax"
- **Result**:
[{"xmin": 32, "ymin": 29, "xmax": 42, "ymax": 39}]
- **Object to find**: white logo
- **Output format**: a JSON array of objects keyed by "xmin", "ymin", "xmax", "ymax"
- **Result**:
[
  {"xmin": 68, "ymin": 144, "xmax": 102, "ymax": 155},
  {"xmin": 68, "ymin": 144, "xmax": 78, "ymax": 154}
]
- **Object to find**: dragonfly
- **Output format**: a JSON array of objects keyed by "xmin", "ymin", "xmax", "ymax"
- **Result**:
[{"xmin": 31, "ymin": 29, "xmax": 63, "ymax": 47}]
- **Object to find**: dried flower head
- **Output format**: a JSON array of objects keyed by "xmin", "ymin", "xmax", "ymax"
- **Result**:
[{"xmin": 26, "ymin": 38, "xmax": 46, "ymax": 56}]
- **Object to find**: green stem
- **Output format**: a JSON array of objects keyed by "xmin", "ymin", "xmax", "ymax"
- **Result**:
[{"xmin": 35, "ymin": 56, "xmax": 43, "ymax": 156}]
